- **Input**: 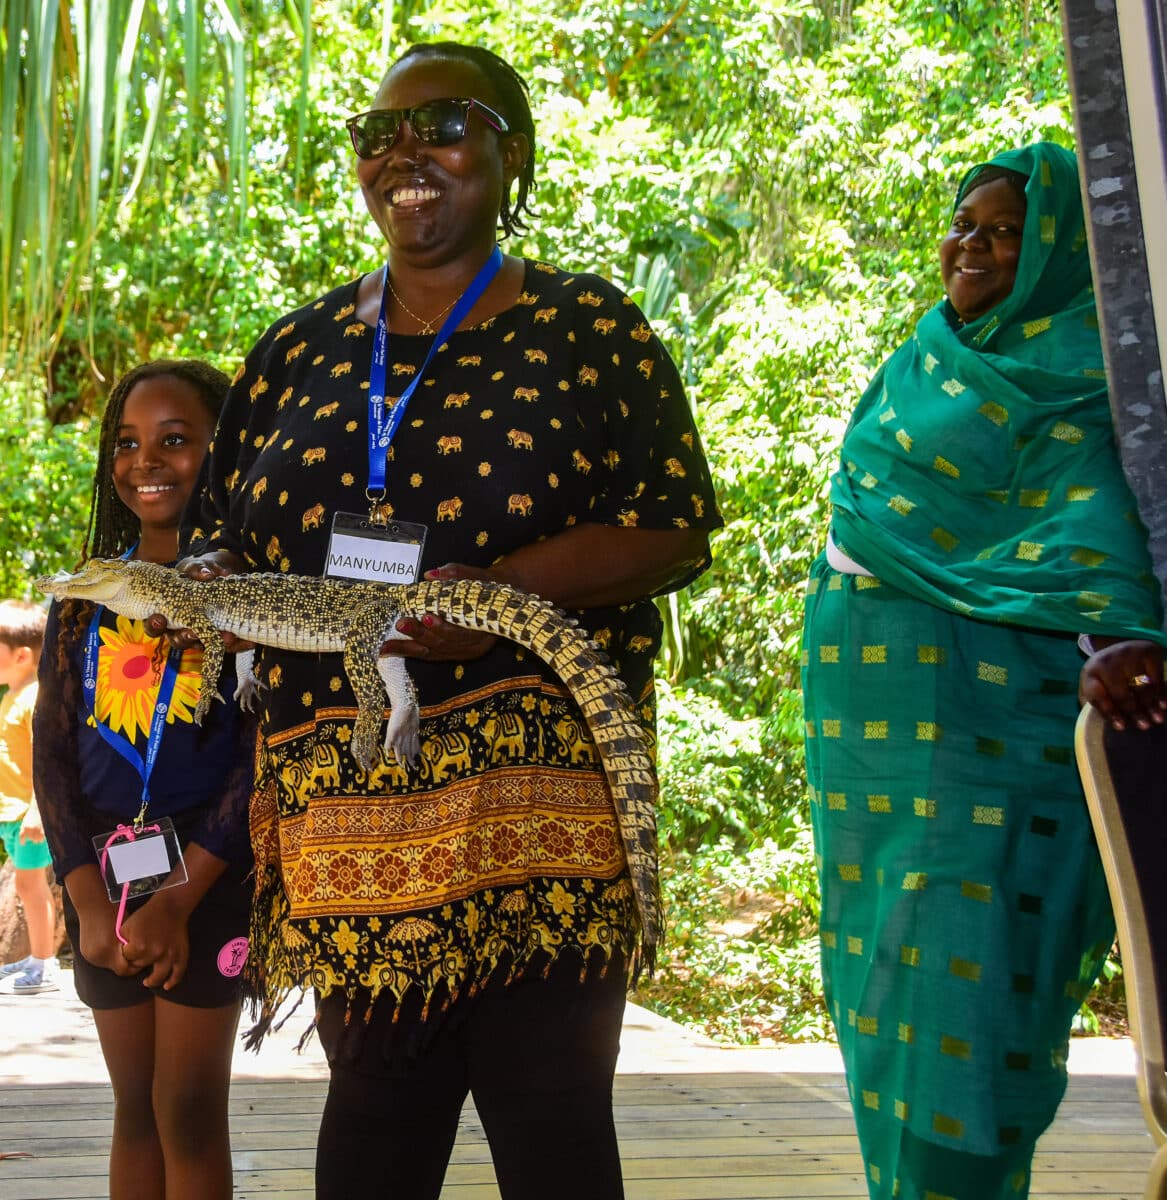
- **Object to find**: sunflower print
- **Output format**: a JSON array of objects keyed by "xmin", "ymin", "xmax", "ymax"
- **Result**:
[{"xmin": 89, "ymin": 614, "xmax": 204, "ymax": 740}]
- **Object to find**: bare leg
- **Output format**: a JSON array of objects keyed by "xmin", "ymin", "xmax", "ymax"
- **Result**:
[
  {"xmin": 14, "ymin": 867, "xmax": 56, "ymax": 960},
  {"xmin": 93, "ymin": 1002, "xmax": 164, "ymax": 1200},
  {"xmin": 152, "ymin": 998, "xmax": 241, "ymax": 1200}
]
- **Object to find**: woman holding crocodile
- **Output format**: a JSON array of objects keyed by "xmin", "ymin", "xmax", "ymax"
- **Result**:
[
  {"xmin": 170, "ymin": 40, "xmax": 720, "ymax": 1200},
  {"xmin": 802, "ymin": 141, "xmax": 1166, "ymax": 1200}
]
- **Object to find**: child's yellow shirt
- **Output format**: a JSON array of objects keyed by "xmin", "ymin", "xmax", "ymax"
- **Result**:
[{"xmin": 0, "ymin": 682, "xmax": 37, "ymax": 824}]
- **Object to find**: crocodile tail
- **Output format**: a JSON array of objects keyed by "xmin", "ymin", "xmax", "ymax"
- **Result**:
[{"xmin": 405, "ymin": 578, "xmax": 661, "ymax": 960}]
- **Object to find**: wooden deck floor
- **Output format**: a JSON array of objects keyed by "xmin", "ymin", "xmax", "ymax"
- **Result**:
[{"xmin": 0, "ymin": 971, "xmax": 1156, "ymax": 1199}]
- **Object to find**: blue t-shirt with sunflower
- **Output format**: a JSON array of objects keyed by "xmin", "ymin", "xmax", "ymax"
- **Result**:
[{"xmin": 33, "ymin": 602, "xmax": 254, "ymax": 881}]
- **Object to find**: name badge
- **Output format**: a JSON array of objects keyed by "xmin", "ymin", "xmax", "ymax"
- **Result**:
[
  {"xmin": 325, "ymin": 512, "xmax": 427, "ymax": 584},
  {"xmin": 109, "ymin": 836, "xmax": 170, "ymax": 883},
  {"xmin": 91, "ymin": 816, "xmax": 188, "ymax": 902}
]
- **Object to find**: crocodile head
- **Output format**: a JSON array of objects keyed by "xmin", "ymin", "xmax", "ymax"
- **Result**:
[{"xmin": 35, "ymin": 558, "xmax": 165, "ymax": 620}]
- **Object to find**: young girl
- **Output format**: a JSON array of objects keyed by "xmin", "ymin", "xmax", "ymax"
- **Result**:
[{"xmin": 33, "ymin": 360, "xmax": 255, "ymax": 1200}]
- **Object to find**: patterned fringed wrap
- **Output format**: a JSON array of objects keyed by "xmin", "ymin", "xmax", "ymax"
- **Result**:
[{"xmin": 241, "ymin": 677, "xmax": 654, "ymax": 1048}]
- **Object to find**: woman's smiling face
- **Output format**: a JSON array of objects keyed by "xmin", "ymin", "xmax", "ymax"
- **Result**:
[
  {"xmin": 355, "ymin": 55, "xmax": 527, "ymax": 268},
  {"xmin": 939, "ymin": 176, "xmax": 1027, "ymax": 324}
]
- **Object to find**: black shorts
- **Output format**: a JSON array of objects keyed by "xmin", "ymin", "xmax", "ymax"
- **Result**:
[{"xmin": 64, "ymin": 856, "xmax": 252, "ymax": 1011}]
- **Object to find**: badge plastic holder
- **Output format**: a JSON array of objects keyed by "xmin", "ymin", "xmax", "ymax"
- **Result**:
[
  {"xmin": 92, "ymin": 816, "xmax": 188, "ymax": 903},
  {"xmin": 325, "ymin": 512, "xmax": 428, "ymax": 584}
]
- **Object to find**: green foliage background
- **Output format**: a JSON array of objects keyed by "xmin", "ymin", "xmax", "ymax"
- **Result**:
[{"xmin": 3, "ymin": 0, "xmax": 1096, "ymax": 1038}]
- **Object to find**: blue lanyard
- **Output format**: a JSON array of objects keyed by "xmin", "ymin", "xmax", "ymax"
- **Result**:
[
  {"xmin": 367, "ymin": 244, "xmax": 504, "ymax": 497},
  {"xmin": 82, "ymin": 607, "xmax": 183, "ymax": 824}
]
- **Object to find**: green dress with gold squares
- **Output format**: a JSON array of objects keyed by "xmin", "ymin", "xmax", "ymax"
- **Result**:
[{"xmin": 802, "ymin": 142, "xmax": 1165, "ymax": 1200}]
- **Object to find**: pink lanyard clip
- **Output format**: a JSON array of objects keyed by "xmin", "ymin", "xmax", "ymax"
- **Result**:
[{"xmin": 99, "ymin": 823, "xmax": 162, "ymax": 945}]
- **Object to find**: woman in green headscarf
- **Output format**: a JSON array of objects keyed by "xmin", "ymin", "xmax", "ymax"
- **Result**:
[{"xmin": 802, "ymin": 140, "xmax": 1166, "ymax": 1200}]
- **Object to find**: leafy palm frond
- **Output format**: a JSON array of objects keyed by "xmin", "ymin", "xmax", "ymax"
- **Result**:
[{"xmin": 0, "ymin": 0, "xmax": 323, "ymax": 407}]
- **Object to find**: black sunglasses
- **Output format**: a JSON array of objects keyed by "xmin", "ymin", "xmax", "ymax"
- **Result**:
[{"xmin": 345, "ymin": 97, "xmax": 510, "ymax": 159}]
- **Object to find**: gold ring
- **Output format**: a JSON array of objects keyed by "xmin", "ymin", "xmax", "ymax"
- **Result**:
[{"xmin": 1130, "ymin": 674, "xmax": 1155, "ymax": 687}]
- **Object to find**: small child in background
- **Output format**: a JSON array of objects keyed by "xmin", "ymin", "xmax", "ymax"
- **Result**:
[
  {"xmin": 34, "ymin": 360, "xmax": 254, "ymax": 1200},
  {"xmin": 0, "ymin": 599, "xmax": 57, "ymax": 995}
]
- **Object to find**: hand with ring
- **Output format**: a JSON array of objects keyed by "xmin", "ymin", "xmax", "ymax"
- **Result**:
[
  {"xmin": 1079, "ymin": 638, "xmax": 1167, "ymax": 731},
  {"xmin": 377, "ymin": 563, "xmax": 498, "ymax": 662}
]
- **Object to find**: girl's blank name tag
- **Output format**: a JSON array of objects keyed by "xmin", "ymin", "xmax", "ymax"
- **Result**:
[
  {"xmin": 92, "ymin": 816, "xmax": 188, "ymax": 901},
  {"xmin": 108, "ymin": 836, "xmax": 170, "ymax": 884}
]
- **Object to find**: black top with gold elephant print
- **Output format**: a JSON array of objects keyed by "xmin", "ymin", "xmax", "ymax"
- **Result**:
[{"xmin": 185, "ymin": 259, "xmax": 722, "ymax": 1025}]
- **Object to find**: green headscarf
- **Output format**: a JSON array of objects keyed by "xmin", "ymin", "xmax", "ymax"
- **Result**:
[{"xmin": 830, "ymin": 141, "xmax": 1164, "ymax": 641}]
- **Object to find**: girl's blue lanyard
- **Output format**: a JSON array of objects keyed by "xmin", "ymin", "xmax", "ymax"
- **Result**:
[
  {"xmin": 367, "ymin": 244, "xmax": 504, "ymax": 502},
  {"xmin": 82, "ymin": 557, "xmax": 183, "ymax": 827}
]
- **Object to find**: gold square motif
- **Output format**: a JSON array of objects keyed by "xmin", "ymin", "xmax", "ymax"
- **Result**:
[
  {"xmin": 1050, "ymin": 420, "xmax": 1084, "ymax": 444},
  {"xmin": 977, "ymin": 662, "xmax": 1008, "ymax": 686},
  {"xmin": 932, "ymin": 1112, "xmax": 965, "ymax": 1139},
  {"xmin": 949, "ymin": 957, "xmax": 982, "ymax": 982}
]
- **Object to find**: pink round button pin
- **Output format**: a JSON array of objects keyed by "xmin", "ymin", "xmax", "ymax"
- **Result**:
[{"xmin": 217, "ymin": 937, "xmax": 249, "ymax": 978}]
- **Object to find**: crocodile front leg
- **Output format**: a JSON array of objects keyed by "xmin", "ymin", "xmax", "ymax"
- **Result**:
[
  {"xmin": 343, "ymin": 603, "xmax": 405, "ymax": 772},
  {"xmin": 171, "ymin": 610, "xmax": 226, "ymax": 724}
]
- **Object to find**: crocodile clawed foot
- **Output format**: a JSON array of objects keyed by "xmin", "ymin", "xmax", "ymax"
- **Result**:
[
  {"xmin": 384, "ymin": 703, "xmax": 421, "ymax": 767},
  {"xmin": 234, "ymin": 677, "xmax": 266, "ymax": 713},
  {"xmin": 352, "ymin": 712, "xmax": 384, "ymax": 774},
  {"xmin": 352, "ymin": 738, "xmax": 381, "ymax": 775}
]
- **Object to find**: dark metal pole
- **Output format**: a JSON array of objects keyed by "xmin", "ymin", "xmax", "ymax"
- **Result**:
[{"xmin": 1061, "ymin": 0, "xmax": 1167, "ymax": 626}]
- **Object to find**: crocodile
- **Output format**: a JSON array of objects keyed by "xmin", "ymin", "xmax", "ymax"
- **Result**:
[{"xmin": 36, "ymin": 558, "xmax": 660, "ymax": 946}]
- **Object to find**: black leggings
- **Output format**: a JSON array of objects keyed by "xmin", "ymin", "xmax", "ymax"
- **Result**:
[{"xmin": 314, "ymin": 954, "xmax": 627, "ymax": 1200}]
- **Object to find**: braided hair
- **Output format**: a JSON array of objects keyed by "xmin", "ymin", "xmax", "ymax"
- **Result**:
[
  {"xmin": 390, "ymin": 42, "xmax": 537, "ymax": 237},
  {"xmin": 82, "ymin": 359, "xmax": 229, "ymax": 561},
  {"xmin": 58, "ymin": 360, "xmax": 230, "ymax": 667}
]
